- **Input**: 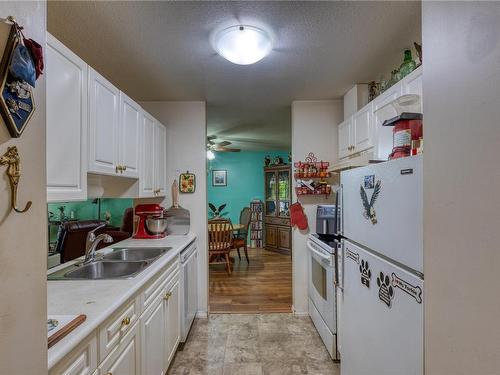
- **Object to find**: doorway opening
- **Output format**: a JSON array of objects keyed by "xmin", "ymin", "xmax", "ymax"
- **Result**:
[{"xmin": 206, "ymin": 133, "xmax": 293, "ymax": 313}]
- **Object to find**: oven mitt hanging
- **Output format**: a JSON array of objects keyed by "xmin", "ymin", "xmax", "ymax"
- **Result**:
[
  {"xmin": 290, "ymin": 202, "xmax": 308, "ymax": 230},
  {"xmin": 23, "ymin": 38, "xmax": 43, "ymax": 79},
  {"xmin": 9, "ymin": 44, "xmax": 36, "ymax": 87}
]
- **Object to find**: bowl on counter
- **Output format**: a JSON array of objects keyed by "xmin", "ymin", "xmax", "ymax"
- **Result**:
[{"xmin": 145, "ymin": 217, "xmax": 168, "ymax": 234}]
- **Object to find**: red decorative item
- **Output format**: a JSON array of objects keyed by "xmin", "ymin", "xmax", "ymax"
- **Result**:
[
  {"xmin": 290, "ymin": 202, "xmax": 308, "ymax": 230},
  {"xmin": 383, "ymin": 113, "xmax": 423, "ymax": 160}
]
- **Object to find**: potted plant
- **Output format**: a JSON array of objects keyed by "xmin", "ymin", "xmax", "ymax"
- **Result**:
[{"xmin": 208, "ymin": 203, "xmax": 227, "ymax": 218}]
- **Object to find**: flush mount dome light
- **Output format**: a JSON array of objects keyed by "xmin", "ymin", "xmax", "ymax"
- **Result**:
[{"xmin": 214, "ymin": 25, "xmax": 272, "ymax": 65}]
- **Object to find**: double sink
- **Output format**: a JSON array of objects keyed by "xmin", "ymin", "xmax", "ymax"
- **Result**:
[{"xmin": 48, "ymin": 247, "xmax": 172, "ymax": 280}]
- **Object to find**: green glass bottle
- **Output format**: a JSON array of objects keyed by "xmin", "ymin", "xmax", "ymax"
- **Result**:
[{"xmin": 399, "ymin": 49, "xmax": 416, "ymax": 78}]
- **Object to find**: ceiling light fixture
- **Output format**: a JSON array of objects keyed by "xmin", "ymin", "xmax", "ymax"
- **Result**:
[
  {"xmin": 207, "ymin": 150, "xmax": 215, "ymax": 160},
  {"xmin": 214, "ymin": 25, "xmax": 272, "ymax": 65}
]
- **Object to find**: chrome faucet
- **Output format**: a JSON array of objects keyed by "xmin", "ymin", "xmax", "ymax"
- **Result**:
[{"xmin": 84, "ymin": 224, "xmax": 113, "ymax": 264}]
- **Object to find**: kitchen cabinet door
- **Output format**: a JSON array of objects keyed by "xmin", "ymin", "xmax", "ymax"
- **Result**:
[
  {"xmin": 46, "ymin": 33, "xmax": 88, "ymax": 202},
  {"xmin": 99, "ymin": 321, "xmax": 141, "ymax": 375},
  {"xmin": 88, "ymin": 67, "xmax": 120, "ymax": 175},
  {"xmin": 278, "ymin": 226, "xmax": 291, "ymax": 251},
  {"xmin": 337, "ymin": 118, "xmax": 352, "ymax": 159},
  {"xmin": 352, "ymin": 103, "xmax": 373, "ymax": 153},
  {"xmin": 164, "ymin": 280, "xmax": 180, "ymax": 369},
  {"xmin": 139, "ymin": 111, "xmax": 156, "ymax": 197},
  {"xmin": 265, "ymin": 225, "xmax": 278, "ymax": 249},
  {"xmin": 141, "ymin": 296, "xmax": 165, "ymax": 375},
  {"xmin": 155, "ymin": 122, "xmax": 167, "ymax": 197},
  {"xmin": 372, "ymin": 84, "xmax": 402, "ymax": 160},
  {"xmin": 402, "ymin": 66, "xmax": 423, "ymax": 112},
  {"xmin": 119, "ymin": 92, "xmax": 141, "ymax": 179}
]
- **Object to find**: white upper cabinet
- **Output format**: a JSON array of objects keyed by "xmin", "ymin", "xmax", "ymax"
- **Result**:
[
  {"xmin": 119, "ymin": 92, "xmax": 142, "ymax": 178},
  {"xmin": 155, "ymin": 123, "xmax": 168, "ymax": 197},
  {"xmin": 337, "ymin": 103, "xmax": 373, "ymax": 159},
  {"xmin": 372, "ymin": 83, "xmax": 403, "ymax": 160},
  {"xmin": 88, "ymin": 67, "xmax": 120, "ymax": 175},
  {"xmin": 337, "ymin": 66, "xmax": 423, "ymax": 162},
  {"xmin": 140, "ymin": 111, "xmax": 156, "ymax": 197},
  {"xmin": 338, "ymin": 118, "xmax": 352, "ymax": 159},
  {"xmin": 46, "ymin": 33, "xmax": 88, "ymax": 202},
  {"xmin": 352, "ymin": 103, "xmax": 373, "ymax": 153},
  {"xmin": 140, "ymin": 112, "xmax": 167, "ymax": 198},
  {"xmin": 402, "ymin": 66, "xmax": 423, "ymax": 112}
]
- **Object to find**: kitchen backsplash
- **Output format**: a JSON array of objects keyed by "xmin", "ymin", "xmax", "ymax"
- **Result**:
[{"xmin": 47, "ymin": 198, "xmax": 133, "ymax": 249}]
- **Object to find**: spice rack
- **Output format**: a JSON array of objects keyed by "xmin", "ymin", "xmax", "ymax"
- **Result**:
[{"xmin": 293, "ymin": 153, "xmax": 332, "ymax": 196}]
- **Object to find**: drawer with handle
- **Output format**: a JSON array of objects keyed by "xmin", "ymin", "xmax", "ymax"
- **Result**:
[
  {"xmin": 98, "ymin": 296, "xmax": 140, "ymax": 361},
  {"xmin": 140, "ymin": 257, "xmax": 179, "ymax": 312}
]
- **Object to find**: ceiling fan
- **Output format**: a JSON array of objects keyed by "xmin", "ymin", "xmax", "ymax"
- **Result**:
[{"xmin": 207, "ymin": 135, "xmax": 241, "ymax": 152}]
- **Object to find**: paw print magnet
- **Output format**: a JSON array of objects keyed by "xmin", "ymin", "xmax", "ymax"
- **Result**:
[{"xmin": 377, "ymin": 272, "xmax": 394, "ymax": 308}]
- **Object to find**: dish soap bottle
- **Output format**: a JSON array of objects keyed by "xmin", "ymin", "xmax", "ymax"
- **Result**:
[{"xmin": 399, "ymin": 49, "xmax": 416, "ymax": 78}]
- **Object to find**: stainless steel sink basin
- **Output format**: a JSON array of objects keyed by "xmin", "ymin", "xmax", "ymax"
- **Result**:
[
  {"xmin": 47, "ymin": 246, "xmax": 172, "ymax": 281},
  {"xmin": 65, "ymin": 261, "xmax": 148, "ymax": 280},
  {"xmin": 103, "ymin": 247, "xmax": 171, "ymax": 262}
]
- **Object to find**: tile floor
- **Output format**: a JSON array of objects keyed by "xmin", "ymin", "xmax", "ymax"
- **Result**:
[{"xmin": 168, "ymin": 314, "xmax": 340, "ymax": 375}]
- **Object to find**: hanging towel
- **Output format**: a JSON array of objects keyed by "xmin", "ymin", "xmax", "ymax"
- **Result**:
[{"xmin": 290, "ymin": 202, "xmax": 308, "ymax": 230}]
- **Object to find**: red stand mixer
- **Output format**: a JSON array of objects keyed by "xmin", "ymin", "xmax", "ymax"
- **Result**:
[{"xmin": 133, "ymin": 204, "xmax": 168, "ymax": 239}]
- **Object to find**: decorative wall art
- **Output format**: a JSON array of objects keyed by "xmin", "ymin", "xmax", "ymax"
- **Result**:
[
  {"xmin": 179, "ymin": 171, "xmax": 196, "ymax": 193},
  {"xmin": 0, "ymin": 17, "xmax": 43, "ymax": 138},
  {"xmin": 212, "ymin": 170, "xmax": 227, "ymax": 187}
]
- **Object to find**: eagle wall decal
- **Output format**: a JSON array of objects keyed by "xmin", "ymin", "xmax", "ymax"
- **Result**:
[{"xmin": 360, "ymin": 180, "xmax": 381, "ymax": 224}]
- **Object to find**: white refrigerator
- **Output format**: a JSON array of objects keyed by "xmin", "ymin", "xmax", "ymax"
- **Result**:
[{"xmin": 338, "ymin": 155, "xmax": 423, "ymax": 375}]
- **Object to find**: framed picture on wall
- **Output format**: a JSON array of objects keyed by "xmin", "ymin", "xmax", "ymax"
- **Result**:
[{"xmin": 212, "ymin": 170, "xmax": 227, "ymax": 187}]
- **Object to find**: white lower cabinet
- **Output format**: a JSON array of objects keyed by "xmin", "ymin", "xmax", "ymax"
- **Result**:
[
  {"xmin": 49, "ymin": 334, "xmax": 98, "ymax": 375},
  {"xmin": 164, "ymin": 279, "xmax": 180, "ymax": 368},
  {"xmin": 141, "ymin": 293, "xmax": 166, "ymax": 375},
  {"xmin": 99, "ymin": 321, "xmax": 141, "ymax": 375},
  {"xmin": 50, "ymin": 259, "xmax": 181, "ymax": 375}
]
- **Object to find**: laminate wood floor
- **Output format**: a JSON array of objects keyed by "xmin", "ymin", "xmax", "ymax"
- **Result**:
[{"xmin": 209, "ymin": 248, "xmax": 292, "ymax": 313}]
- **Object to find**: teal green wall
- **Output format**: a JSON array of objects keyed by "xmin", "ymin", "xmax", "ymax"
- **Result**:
[
  {"xmin": 207, "ymin": 150, "xmax": 290, "ymax": 223},
  {"xmin": 47, "ymin": 198, "xmax": 133, "ymax": 244}
]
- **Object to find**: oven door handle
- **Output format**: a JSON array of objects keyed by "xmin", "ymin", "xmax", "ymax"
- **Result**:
[{"xmin": 307, "ymin": 241, "xmax": 332, "ymax": 262}]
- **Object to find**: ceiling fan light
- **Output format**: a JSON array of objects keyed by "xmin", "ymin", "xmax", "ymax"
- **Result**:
[
  {"xmin": 207, "ymin": 150, "xmax": 215, "ymax": 160},
  {"xmin": 215, "ymin": 25, "xmax": 272, "ymax": 65}
]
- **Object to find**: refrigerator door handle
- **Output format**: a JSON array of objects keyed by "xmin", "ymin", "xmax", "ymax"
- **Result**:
[
  {"xmin": 337, "ymin": 184, "xmax": 343, "ymax": 236},
  {"xmin": 335, "ymin": 240, "xmax": 344, "ymax": 292}
]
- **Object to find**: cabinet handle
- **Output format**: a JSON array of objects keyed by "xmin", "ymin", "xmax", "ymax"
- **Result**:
[
  {"xmin": 164, "ymin": 291, "xmax": 172, "ymax": 300},
  {"xmin": 106, "ymin": 373, "xmax": 112, "ymax": 375},
  {"xmin": 122, "ymin": 166, "xmax": 127, "ymax": 172},
  {"xmin": 121, "ymin": 317, "xmax": 131, "ymax": 326},
  {"xmin": 115, "ymin": 165, "xmax": 120, "ymax": 174}
]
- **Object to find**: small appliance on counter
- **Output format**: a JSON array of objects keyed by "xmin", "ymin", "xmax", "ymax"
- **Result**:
[
  {"xmin": 316, "ymin": 204, "xmax": 338, "ymax": 239},
  {"xmin": 133, "ymin": 204, "xmax": 168, "ymax": 239}
]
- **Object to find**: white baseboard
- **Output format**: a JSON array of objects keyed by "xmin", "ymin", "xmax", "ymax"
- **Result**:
[
  {"xmin": 196, "ymin": 311, "xmax": 208, "ymax": 319},
  {"xmin": 292, "ymin": 305, "xmax": 309, "ymax": 316}
]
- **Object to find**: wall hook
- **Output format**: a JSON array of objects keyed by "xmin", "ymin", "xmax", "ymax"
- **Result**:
[{"xmin": 0, "ymin": 146, "xmax": 32, "ymax": 213}]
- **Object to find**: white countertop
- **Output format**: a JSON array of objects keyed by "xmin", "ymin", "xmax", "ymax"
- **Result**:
[{"xmin": 47, "ymin": 233, "xmax": 196, "ymax": 370}]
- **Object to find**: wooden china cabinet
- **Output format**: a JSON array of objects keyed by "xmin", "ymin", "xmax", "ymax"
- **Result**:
[{"xmin": 264, "ymin": 165, "xmax": 292, "ymax": 254}]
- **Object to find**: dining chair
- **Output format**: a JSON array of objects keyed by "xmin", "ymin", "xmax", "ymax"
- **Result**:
[
  {"xmin": 232, "ymin": 207, "xmax": 251, "ymax": 263},
  {"xmin": 208, "ymin": 219, "xmax": 234, "ymax": 275}
]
